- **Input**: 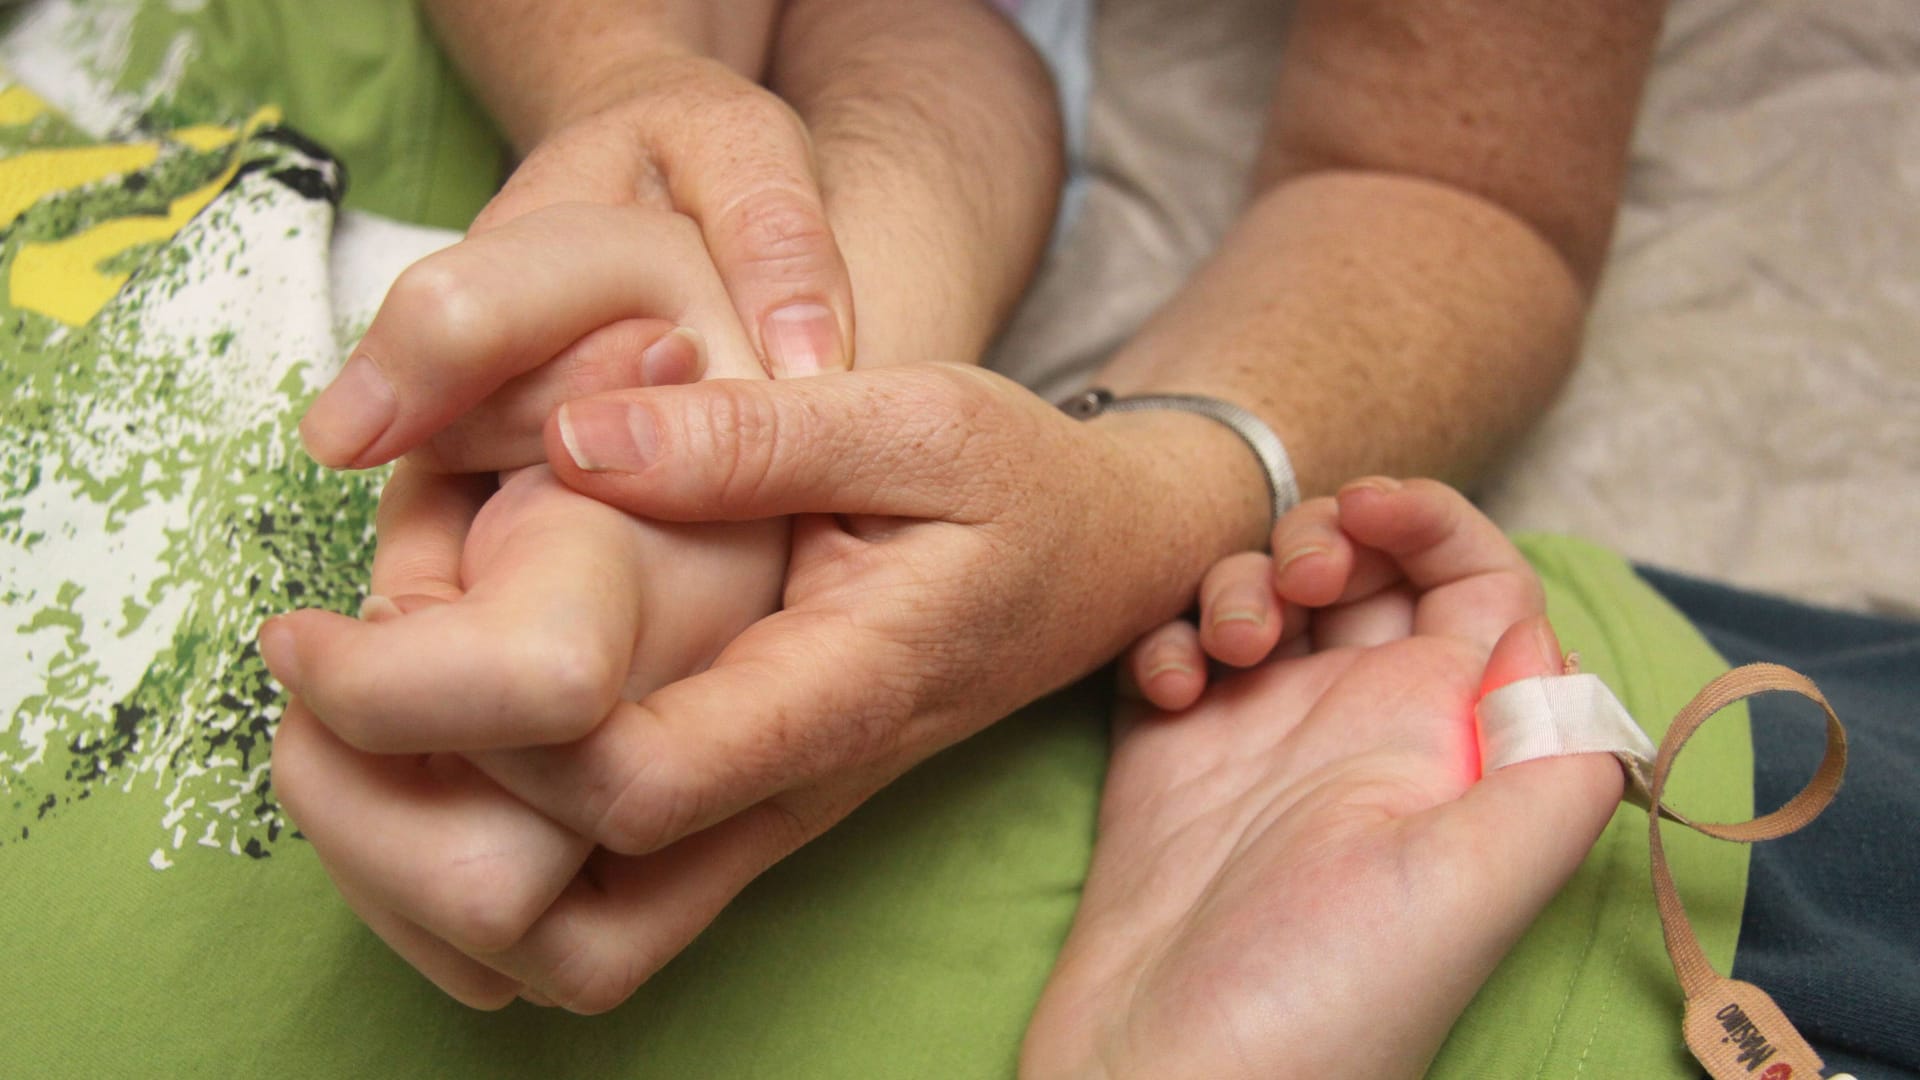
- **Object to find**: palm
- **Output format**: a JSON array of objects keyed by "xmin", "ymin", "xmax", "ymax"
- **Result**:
[{"xmin": 1026, "ymin": 603, "xmax": 1620, "ymax": 1080}]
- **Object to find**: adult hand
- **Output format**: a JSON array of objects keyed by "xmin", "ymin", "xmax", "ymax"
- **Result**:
[
  {"xmin": 298, "ymin": 52, "xmax": 855, "ymax": 474},
  {"xmin": 1020, "ymin": 480, "xmax": 1625, "ymax": 1079},
  {"xmin": 268, "ymin": 363, "xmax": 1266, "ymax": 1012}
]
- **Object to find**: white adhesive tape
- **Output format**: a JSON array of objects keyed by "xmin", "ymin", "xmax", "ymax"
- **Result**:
[{"xmin": 1476, "ymin": 673, "xmax": 1657, "ymax": 775}]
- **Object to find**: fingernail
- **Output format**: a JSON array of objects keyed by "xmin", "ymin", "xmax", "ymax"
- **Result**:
[
  {"xmin": 1274, "ymin": 545, "xmax": 1326, "ymax": 577},
  {"xmin": 1142, "ymin": 661, "xmax": 1197, "ymax": 685},
  {"xmin": 762, "ymin": 302, "xmax": 842, "ymax": 378},
  {"xmin": 299, "ymin": 353, "xmax": 397, "ymax": 468},
  {"xmin": 556, "ymin": 400, "xmax": 657, "ymax": 473},
  {"xmin": 640, "ymin": 327, "xmax": 706, "ymax": 386},
  {"xmin": 258, "ymin": 619, "xmax": 300, "ymax": 691},
  {"xmin": 1341, "ymin": 476, "xmax": 1402, "ymax": 496},
  {"xmin": 360, "ymin": 594, "xmax": 401, "ymax": 622},
  {"xmin": 1209, "ymin": 588, "xmax": 1269, "ymax": 629}
]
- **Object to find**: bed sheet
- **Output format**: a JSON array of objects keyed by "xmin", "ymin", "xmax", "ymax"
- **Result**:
[{"xmin": 987, "ymin": 0, "xmax": 1920, "ymax": 616}]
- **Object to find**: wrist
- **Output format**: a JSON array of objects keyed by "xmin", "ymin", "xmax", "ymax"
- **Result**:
[
  {"xmin": 1065, "ymin": 390, "xmax": 1299, "ymax": 524},
  {"xmin": 1091, "ymin": 409, "xmax": 1273, "ymax": 608},
  {"xmin": 422, "ymin": 0, "xmax": 773, "ymax": 155},
  {"xmin": 525, "ymin": 44, "xmax": 706, "ymax": 148}
]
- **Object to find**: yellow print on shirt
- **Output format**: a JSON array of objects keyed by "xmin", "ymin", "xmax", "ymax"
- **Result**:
[{"xmin": 0, "ymin": 75, "xmax": 280, "ymax": 326}]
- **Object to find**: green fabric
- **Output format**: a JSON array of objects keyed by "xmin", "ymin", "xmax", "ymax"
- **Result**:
[
  {"xmin": 107, "ymin": 0, "xmax": 501, "ymax": 229},
  {"xmin": 0, "ymin": 42, "xmax": 1103, "ymax": 1073},
  {"xmin": 0, "ymin": 6, "xmax": 1756, "ymax": 1074},
  {"xmin": 1, "ymin": 689, "xmax": 1107, "ymax": 1078},
  {"xmin": 1430, "ymin": 534, "xmax": 1754, "ymax": 1079}
]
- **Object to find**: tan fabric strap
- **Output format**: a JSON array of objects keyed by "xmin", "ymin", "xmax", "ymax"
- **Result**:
[
  {"xmin": 1477, "ymin": 661, "xmax": 1854, "ymax": 1080},
  {"xmin": 1646, "ymin": 663, "xmax": 1848, "ymax": 1080}
]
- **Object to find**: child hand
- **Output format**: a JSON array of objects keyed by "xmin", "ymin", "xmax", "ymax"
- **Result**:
[
  {"xmin": 1026, "ymin": 478, "xmax": 1622, "ymax": 1079},
  {"xmin": 264, "ymin": 196, "xmax": 790, "ymax": 1008},
  {"xmin": 266, "ymin": 463, "xmax": 784, "ymax": 752},
  {"xmin": 1124, "ymin": 477, "xmax": 1544, "ymax": 710},
  {"xmin": 264, "ymin": 460, "xmax": 786, "ymax": 1007}
]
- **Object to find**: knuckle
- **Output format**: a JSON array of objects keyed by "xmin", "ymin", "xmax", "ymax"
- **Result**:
[
  {"xmin": 883, "ymin": 366, "xmax": 981, "ymax": 441},
  {"xmin": 402, "ymin": 434, "xmax": 459, "ymax": 474},
  {"xmin": 719, "ymin": 188, "xmax": 835, "ymax": 275},
  {"xmin": 438, "ymin": 878, "xmax": 539, "ymax": 956},
  {"xmin": 706, "ymin": 90, "xmax": 810, "ymax": 161},
  {"xmin": 1510, "ymin": 568, "xmax": 1549, "ymax": 613},
  {"xmin": 557, "ymin": 320, "xmax": 672, "ymax": 394},
  {"xmin": 726, "ymin": 89, "xmax": 806, "ymax": 137},
  {"xmin": 385, "ymin": 259, "xmax": 502, "ymax": 364},
  {"xmin": 415, "ymin": 414, "xmax": 533, "ymax": 474},
  {"xmin": 697, "ymin": 384, "xmax": 788, "ymax": 512},
  {"xmin": 547, "ymin": 941, "xmax": 650, "ymax": 1016},
  {"xmin": 888, "ymin": 367, "xmax": 1022, "ymax": 518},
  {"xmin": 592, "ymin": 775, "xmax": 701, "ymax": 858},
  {"xmin": 740, "ymin": 799, "xmax": 820, "ymax": 864},
  {"xmin": 511, "ymin": 633, "xmax": 622, "ymax": 744},
  {"xmin": 371, "ymin": 548, "xmax": 459, "ymax": 599},
  {"xmin": 587, "ymin": 720, "xmax": 701, "ymax": 856},
  {"xmin": 752, "ymin": 646, "xmax": 915, "ymax": 775},
  {"xmin": 1298, "ymin": 495, "xmax": 1340, "ymax": 524},
  {"xmin": 426, "ymin": 831, "xmax": 548, "ymax": 954}
]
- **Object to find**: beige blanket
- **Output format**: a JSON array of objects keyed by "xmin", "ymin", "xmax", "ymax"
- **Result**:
[{"xmin": 991, "ymin": 0, "xmax": 1920, "ymax": 616}]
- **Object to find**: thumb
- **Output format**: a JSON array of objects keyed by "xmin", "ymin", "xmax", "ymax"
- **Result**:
[
  {"xmin": 652, "ymin": 96, "xmax": 855, "ymax": 379},
  {"xmin": 1479, "ymin": 612, "xmax": 1565, "ymax": 699},
  {"xmin": 1423, "ymin": 615, "xmax": 1625, "ymax": 903},
  {"xmin": 546, "ymin": 365, "xmax": 1016, "ymax": 523}
]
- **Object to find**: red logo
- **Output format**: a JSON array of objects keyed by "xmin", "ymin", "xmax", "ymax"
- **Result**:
[{"xmin": 1759, "ymin": 1064, "xmax": 1792, "ymax": 1080}]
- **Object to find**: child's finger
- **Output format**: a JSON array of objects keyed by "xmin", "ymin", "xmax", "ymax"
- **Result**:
[
  {"xmin": 1309, "ymin": 583, "xmax": 1418, "ymax": 651},
  {"xmin": 1198, "ymin": 552, "xmax": 1282, "ymax": 667},
  {"xmin": 366, "ymin": 463, "xmax": 491, "ymax": 607},
  {"xmin": 299, "ymin": 203, "xmax": 762, "ymax": 471},
  {"xmin": 1269, "ymin": 504, "xmax": 1404, "ymax": 612},
  {"xmin": 270, "ymin": 701, "xmax": 594, "ymax": 965},
  {"xmin": 1334, "ymin": 478, "xmax": 1543, "ymax": 650},
  {"xmin": 1267, "ymin": 497, "xmax": 1351, "ymax": 607},
  {"xmin": 1275, "ymin": 599, "xmax": 1314, "ymax": 655},
  {"xmin": 1332, "ymin": 477, "xmax": 1531, "ymax": 594},
  {"xmin": 326, "ymin": 862, "xmax": 523, "ymax": 1011},
  {"xmin": 410, "ymin": 320, "xmax": 702, "ymax": 474},
  {"xmin": 476, "ymin": 794, "xmax": 850, "ymax": 1015},
  {"xmin": 1123, "ymin": 620, "xmax": 1208, "ymax": 712},
  {"xmin": 263, "ymin": 471, "xmax": 655, "ymax": 752}
]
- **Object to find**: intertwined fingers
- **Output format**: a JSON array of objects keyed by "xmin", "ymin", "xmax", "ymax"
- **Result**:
[{"xmin": 300, "ymin": 203, "xmax": 760, "ymax": 471}]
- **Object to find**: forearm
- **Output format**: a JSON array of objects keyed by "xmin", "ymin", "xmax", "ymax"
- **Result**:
[
  {"xmin": 1097, "ymin": 0, "xmax": 1663, "ymax": 560},
  {"xmin": 1101, "ymin": 171, "xmax": 1586, "ymax": 521},
  {"xmin": 421, "ymin": 0, "xmax": 781, "ymax": 152},
  {"xmin": 771, "ymin": 0, "xmax": 1063, "ymax": 369}
]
